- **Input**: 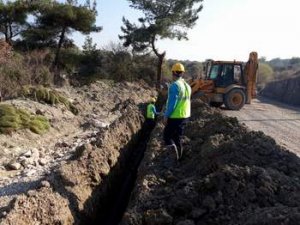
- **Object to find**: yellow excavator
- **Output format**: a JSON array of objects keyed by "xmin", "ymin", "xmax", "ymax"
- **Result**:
[{"xmin": 189, "ymin": 52, "xmax": 258, "ymax": 110}]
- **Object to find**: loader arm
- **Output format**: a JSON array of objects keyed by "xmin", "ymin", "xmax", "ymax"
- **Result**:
[
  {"xmin": 189, "ymin": 79, "xmax": 215, "ymax": 95},
  {"xmin": 244, "ymin": 51, "xmax": 258, "ymax": 103}
]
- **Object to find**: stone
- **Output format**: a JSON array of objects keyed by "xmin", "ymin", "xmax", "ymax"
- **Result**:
[
  {"xmin": 41, "ymin": 180, "xmax": 51, "ymax": 188},
  {"xmin": 38, "ymin": 158, "xmax": 47, "ymax": 166},
  {"xmin": 31, "ymin": 148, "xmax": 40, "ymax": 159},
  {"xmin": 36, "ymin": 109, "xmax": 44, "ymax": 115},
  {"xmin": 1, "ymin": 211, "xmax": 7, "ymax": 217},
  {"xmin": 6, "ymin": 162, "xmax": 21, "ymax": 170},
  {"xmin": 24, "ymin": 169, "xmax": 36, "ymax": 176}
]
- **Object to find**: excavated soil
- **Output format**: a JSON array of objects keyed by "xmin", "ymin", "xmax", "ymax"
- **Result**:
[
  {"xmin": 121, "ymin": 100, "xmax": 300, "ymax": 225},
  {"xmin": 261, "ymin": 72, "xmax": 300, "ymax": 106},
  {"xmin": 0, "ymin": 80, "xmax": 156, "ymax": 224},
  {"xmin": 1, "ymin": 80, "xmax": 300, "ymax": 225}
]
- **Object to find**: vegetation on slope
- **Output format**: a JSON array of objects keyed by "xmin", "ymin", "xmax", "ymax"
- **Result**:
[
  {"xmin": 21, "ymin": 86, "xmax": 79, "ymax": 115},
  {"xmin": 0, "ymin": 104, "xmax": 50, "ymax": 134}
]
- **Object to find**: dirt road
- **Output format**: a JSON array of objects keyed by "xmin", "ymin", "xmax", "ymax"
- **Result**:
[{"xmin": 224, "ymin": 97, "xmax": 300, "ymax": 156}]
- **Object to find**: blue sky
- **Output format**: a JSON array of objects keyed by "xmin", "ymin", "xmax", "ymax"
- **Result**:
[{"xmin": 72, "ymin": 0, "xmax": 300, "ymax": 61}]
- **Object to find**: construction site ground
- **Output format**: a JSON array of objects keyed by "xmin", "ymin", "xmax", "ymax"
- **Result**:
[
  {"xmin": 121, "ymin": 99, "xmax": 300, "ymax": 225},
  {"xmin": 224, "ymin": 97, "xmax": 300, "ymax": 156},
  {"xmin": 0, "ymin": 80, "xmax": 299, "ymax": 225}
]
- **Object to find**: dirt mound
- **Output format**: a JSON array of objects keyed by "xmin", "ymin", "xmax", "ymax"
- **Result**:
[
  {"xmin": 121, "ymin": 100, "xmax": 300, "ymax": 225},
  {"xmin": 261, "ymin": 73, "xmax": 300, "ymax": 106},
  {"xmin": 0, "ymin": 80, "xmax": 156, "ymax": 224}
]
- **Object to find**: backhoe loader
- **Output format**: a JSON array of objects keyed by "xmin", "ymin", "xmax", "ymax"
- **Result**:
[{"xmin": 189, "ymin": 52, "xmax": 258, "ymax": 110}]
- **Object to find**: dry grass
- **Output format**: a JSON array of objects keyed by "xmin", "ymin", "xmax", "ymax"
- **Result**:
[{"xmin": 0, "ymin": 50, "xmax": 53, "ymax": 99}]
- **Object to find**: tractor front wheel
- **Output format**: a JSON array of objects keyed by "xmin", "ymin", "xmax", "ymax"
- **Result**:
[{"xmin": 224, "ymin": 89, "xmax": 246, "ymax": 110}]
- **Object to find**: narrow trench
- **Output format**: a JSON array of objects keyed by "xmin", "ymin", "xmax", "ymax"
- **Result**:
[
  {"xmin": 99, "ymin": 123, "xmax": 152, "ymax": 225},
  {"xmin": 85, "ymin": 123, "xmax": 151, "ymax": 225},
  {"xmin": 84, "ymin": 97, "xmax": 165, "ymax": 225}
]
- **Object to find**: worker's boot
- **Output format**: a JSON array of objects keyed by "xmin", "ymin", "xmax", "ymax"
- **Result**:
[
  {"xmin": 168, "ymin": 143, "xmax": 179, "ymax": 161},
  {"xmin": 178, "ymin": 145, "xmax": 184, "ymax": 161}
]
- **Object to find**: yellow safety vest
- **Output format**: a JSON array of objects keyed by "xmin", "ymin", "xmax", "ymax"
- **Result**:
[
  {"xmin": 146, "ymin": 104, "xmax": 155, "ymax": 119},
  {"xmin": 170, "ymin": 78, "xmax": 191, "ymax": 119}
]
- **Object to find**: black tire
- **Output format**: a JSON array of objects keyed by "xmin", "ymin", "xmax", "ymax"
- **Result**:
[
  {"xmin": 210, "ymin": 102, "xmax": 223, "ymax": 108},
  {"xmin": 224, "ymin": 89, "xmax": 246, "ymax": 110}
]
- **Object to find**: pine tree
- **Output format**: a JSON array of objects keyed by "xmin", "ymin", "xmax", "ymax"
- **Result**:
[
  {"xmin": 119, "ymin": 0, "xmax": 203, "ymax": 83},
  {"xmin": 23, "ymin": 0, "xmax": 101, "ymax": 67},
  {"xmin": 0, "ymin": 0, "xmax": 29, "ymax": 44}
]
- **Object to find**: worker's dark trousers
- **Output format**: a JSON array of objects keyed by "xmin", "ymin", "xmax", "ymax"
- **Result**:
[
  {"xmin": 163, "ymin": 118, "xmax": 187, "ymax": 152},
  {"xmin": 142, "ymin": 119, "xmax": 156, "ymax": 140},
  {"xmin": 145, "ymin": 119, "xmax": 156, "ymax": 131}
]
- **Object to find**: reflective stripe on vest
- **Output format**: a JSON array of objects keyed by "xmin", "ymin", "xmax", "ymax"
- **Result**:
[
  {"xmin": 170, "ymin": 78, "xmax": 191, "ymax": 119},
  {"xmin": 146, "ymin": 104, "xmax": 155, "ymax": 119}
]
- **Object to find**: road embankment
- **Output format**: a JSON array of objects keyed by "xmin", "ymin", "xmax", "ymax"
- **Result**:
[{"xmin": 261, "ymin": 74, "xmax": 300, "ymax": 106}]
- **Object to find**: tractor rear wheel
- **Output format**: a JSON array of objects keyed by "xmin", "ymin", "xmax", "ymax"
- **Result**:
[{"xmin": 224, "ymin": 89, "xmax": 246, "ymax": 110}]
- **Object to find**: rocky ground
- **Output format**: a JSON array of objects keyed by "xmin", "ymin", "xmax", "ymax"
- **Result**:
[
  {"xmin": 0, "ymin": 80, "xmax": 156, "ymax": 224},
  {"xmin": 121, "ymin": 100, "xmax": 300, "ymax": 225}
]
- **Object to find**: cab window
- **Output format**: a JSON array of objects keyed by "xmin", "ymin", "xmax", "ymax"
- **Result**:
[
  {"xmin": 208, "ymin": 64, "xmax": 221, "ymax": 79},
  {"xmin": 234, "ymin": 65, "xmax": 242, "ymax": 83}
]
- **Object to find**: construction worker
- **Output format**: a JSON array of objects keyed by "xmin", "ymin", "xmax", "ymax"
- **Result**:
[
  {"xmin": 145, "ymin": 97, "xmax": 159, "ymax": 131},
  {"xmin": 163, "ymin": 63, "xmax": 191, "ymax": 160}
]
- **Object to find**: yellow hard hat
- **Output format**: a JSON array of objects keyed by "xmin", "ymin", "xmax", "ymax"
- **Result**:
[
  {"xmin": 150, "ymin": 97, "xmax": 156, "ymax": 103},
  {"xmin": 171, "ymin": 63, "xmax": 185, "ymax": 73}
]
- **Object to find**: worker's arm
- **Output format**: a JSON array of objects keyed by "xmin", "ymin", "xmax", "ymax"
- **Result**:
[
  {"xmin": 164, "ymin": 83, "xmax": 179, "ymax": 117},
  {"xmin": 151, "ymin": 105, "xmax": 160, "ymax": 115}
]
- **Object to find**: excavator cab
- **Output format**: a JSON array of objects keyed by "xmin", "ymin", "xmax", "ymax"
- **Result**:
[
  {"xmin": 189, "ymin": 52, "xmax": 258, "ymax": 110},
  {"xmin": 207, "ymin": 62, "xmax": 245, "ymax": 86},
  {"xmin": 203, "ymin": 61, "xmax": 247, "ymax": 110}
]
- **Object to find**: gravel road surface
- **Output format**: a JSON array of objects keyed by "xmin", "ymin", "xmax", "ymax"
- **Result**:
[{"xmin": 224, "ymin": 97, "xmax": 300, "ymax": 155}]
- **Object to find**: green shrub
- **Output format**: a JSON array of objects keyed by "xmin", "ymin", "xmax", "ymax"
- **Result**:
[
  {"xmin": 21, "ymin": 86, "xmax": 79, "ymax": 115},
  {"xmin": 0, "ymin": 104, "xmax": 17, "ymax": 116},
  {"xmin": 0, "ymin": 104, "xmax": 50, "ymax": 134},
  {"xmin": 29, "ymin": 116, "xmax": 50, "ymax": 134}
]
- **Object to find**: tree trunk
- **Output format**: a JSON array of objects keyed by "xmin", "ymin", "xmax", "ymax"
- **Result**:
[
  {"xmin": 4, "ymin": 25, "xmax": 9, "ymax": 44},
  {"xmin": 150, "ymin": 35, "xmax": 166, "ymax": 85},
  {"xmin": 53, "ymin": 27, "xmax": 66, "ymax": 85},
  {"xmin": 54, "ymin": 27, "xmax": 66, "ymax": 67},
  {"xmin": 156, "ymin": 52, "xmax": 166, "ymax": 83}
]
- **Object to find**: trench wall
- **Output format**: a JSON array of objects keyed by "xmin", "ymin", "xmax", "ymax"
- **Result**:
[{"xmin": 0, "ymin": 102, "xmax": 144, "ymax": 225}]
